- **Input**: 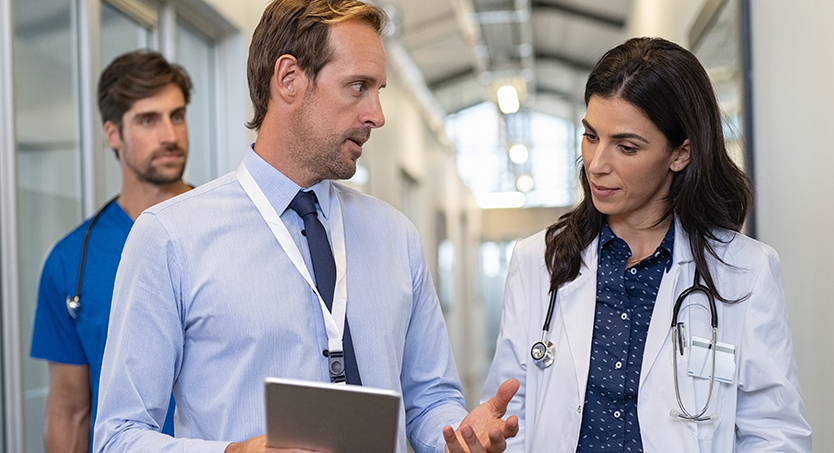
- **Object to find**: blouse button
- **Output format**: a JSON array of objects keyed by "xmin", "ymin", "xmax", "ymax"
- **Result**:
[
  {"xmin": 615, "ymin": 361, "xmax": 623, "ymax": 369},
  {"xmin": 621, "ymin": 313, "xmax": 628, "ymax": 320},
  {"xmin": 629, "ymin": 268, "xmax": 637, "ymax": 275},
  {"xmin": 613, "ymin": 410, "xmax": 622, "ymax": 418}
]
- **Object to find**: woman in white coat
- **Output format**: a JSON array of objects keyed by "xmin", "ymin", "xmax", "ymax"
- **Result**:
[{"xmin": 481, "ymin": 37, "xmax": 812, "ymax": 452}]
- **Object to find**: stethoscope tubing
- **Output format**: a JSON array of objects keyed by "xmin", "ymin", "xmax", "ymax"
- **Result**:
[
  {"xmin": 531, "ymin": 267, "xmax": 720, "ymax": 421},
  {"xmin": 67, "ymin": 196, "xmax": 119, "ymax": 319}
]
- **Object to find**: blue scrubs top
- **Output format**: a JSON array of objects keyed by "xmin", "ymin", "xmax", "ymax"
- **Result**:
[{"xmin": 30, "ymin": 200, "xmax": 175, "ymax": 447}]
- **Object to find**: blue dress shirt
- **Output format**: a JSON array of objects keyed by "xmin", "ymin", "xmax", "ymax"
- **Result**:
[
  {"xmin": 577, "ymin": 221, "xmax": 674, "ymax": 452},
  {"xmin": 94, "ymin": 148, "xmax": 467, "ymax": 453}
]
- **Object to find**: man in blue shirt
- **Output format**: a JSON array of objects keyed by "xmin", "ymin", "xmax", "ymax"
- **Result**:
[
  {"xmin": 30, "ymin": 50, "xmax": 193, "ymax": 453},
  {"xmin": 93, "ymin": 1, "xmax": 518, "ymax": 453}
]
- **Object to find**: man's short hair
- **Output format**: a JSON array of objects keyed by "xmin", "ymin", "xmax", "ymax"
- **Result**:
[
  {"xmin": 97, "ymin": 50, "xmax": 193, "ymax": 129},
  {"xmin": 246, "ymin": 0, "xmax": 387, "ymax": 131}
]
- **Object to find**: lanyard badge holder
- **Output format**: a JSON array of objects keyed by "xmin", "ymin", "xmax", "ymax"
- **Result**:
[
  {"xmin": 237, "ymin": 162, "xmax": 350, "ymax": 385},
  {"xmin": 326, "ymin": 350, "xmax": 346, "ymax": 383}
]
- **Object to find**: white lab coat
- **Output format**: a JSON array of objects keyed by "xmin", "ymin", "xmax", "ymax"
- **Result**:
[{"xmin": 483, "ymin": 221, "xmax": 812, "ymax": 452}]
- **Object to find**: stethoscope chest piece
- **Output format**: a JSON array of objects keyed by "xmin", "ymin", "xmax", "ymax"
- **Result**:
[
  {"xmin": 66, "ymin": 296, "xmax": 81, "ymax": 319},
  {"xmin": 531, "ymin": 288, "xmax": 559, "ymax": 369},
  {"xmin": 531, "ymin": 340, "xmax": 555, "ymax": 369}
]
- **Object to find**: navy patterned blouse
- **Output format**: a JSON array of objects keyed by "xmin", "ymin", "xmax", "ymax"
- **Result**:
[{"xmin": 576, "ymin": 221, "xmax": 674, "ymax": 452}]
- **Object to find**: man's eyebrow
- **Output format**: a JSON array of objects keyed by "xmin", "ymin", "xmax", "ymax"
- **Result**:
[
  {"xmin": 345, "ymin": 74, "xmax": 386, "ymax": 89},
  {"xmin": 132, "ymin": 111, "xmax": 161, "ymax": 121}
]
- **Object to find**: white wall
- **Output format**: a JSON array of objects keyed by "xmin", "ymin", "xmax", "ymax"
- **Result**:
[
  {"xmin": 629, "ymin": 0, "xmax": 832, "ymax": 450},
  {"xmin": 749, "ymin": 2, "xmax": 834, "ymax": 450}
]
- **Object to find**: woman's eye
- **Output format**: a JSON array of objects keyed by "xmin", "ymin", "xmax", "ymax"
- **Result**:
[{"xmin": 582, "ymin": 133, "xmax": 598, "ymax": 141}]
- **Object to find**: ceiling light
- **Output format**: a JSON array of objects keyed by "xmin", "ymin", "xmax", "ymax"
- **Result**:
[
  {"xmin": 477, "ymin": 191, "xmax": 526, "ymax": 209},
  {"xmin": 509, "ymin": 144, "xmax": 528, "ymax": 164},
  {"xmin": 516, "ymin": 175, "xmax": 534, "ymax": 193},
  {"xmin": 496, "ymin": 85, "xmax": 520, "ymax": 114}
]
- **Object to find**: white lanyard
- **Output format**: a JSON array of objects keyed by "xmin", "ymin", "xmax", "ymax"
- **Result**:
[{"xmin": 236, "ymin": 162, "xmax": 348, "ymax": 355}]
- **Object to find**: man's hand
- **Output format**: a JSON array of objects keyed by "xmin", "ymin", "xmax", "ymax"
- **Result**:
[
  {"xmin": 443, "ymin": 379, "xmax": 520, "ymax": 453},
  {"xmin": 224, "ymin": 435, "xmax": 328, "ymax": 453}
]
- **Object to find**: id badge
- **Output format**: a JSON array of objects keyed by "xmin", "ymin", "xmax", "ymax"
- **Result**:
[{"xmin": 687, "ymin": 336, "xmax": 736, "ymax": 384}]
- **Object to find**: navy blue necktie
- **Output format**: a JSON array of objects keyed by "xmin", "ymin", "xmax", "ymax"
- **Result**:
[{"xmin": 289, "ymin": 190, "xmax": 361, "ymax": 385}]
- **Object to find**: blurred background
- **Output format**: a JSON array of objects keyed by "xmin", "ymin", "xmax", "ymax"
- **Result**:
[{"xmin": 2, "ymin": 0, "xmax": 832, "ymax": 451}]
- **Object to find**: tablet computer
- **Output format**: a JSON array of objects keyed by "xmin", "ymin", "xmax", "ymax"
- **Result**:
[{"xmin": 264, "ymin": 377, "xmax": 401, "ymax": 453}]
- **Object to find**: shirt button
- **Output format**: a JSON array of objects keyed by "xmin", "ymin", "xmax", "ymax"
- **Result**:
[
  {"xmin": 621, "ymin": 313, "xmax": 628, "ymax": 320},
  {"xmin": 629, "ymin": 268, "xmax": 637, "ymax": 275},
  {"xmin": 614, "ymin": 410, "xmax": 622, "ymax": 418},
  {"xmin": 615, "ymin": 361, "xmax": 622, "ymax": 369}
]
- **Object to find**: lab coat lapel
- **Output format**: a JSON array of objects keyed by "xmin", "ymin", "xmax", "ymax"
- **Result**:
[
  {"xmin": 641, "ymin": 220, "xmax": 694, "ymax": 387},
  {"xmin": 560, "ymin": 237, "xmax": 598, "ymax": 396}
]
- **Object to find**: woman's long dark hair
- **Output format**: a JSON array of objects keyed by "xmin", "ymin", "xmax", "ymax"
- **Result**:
[{"xmin": 544, "ymin": 37, "xmax": 752, "ymax": 302}]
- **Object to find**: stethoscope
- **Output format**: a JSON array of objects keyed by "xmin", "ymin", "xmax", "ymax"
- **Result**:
[
  {"xmin": 530, "ymin": 269, "xmax": 719, "ymax": 422},
  {"xmin": 66, "ymin": 197, "xmax": 119, "ymax": 319},
  {"xmin": 670, "ymin": 269, "xmax": 718, "ymax": 421}
]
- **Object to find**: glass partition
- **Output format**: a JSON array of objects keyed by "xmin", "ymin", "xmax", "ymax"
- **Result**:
[
  {"xmin": 176, "ymin": 19, "xmax": 216, "ymax": 186},
  {"xmin": 14, "ymin": 0, "xmax": 82, "ymax": 450},
  {"xmin": 690, "ymin": 0, "xmax": 754, "ymax": 235}
]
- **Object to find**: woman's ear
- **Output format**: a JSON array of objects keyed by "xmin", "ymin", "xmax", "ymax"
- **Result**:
[{"xmin": 670, "ymin": 139, "xmax": 691, "ymax": 172}]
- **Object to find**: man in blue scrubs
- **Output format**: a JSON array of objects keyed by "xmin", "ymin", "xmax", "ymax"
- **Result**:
[{"xmin": 30, "ymin": 50, "xmax": 193, "ymax": 453}]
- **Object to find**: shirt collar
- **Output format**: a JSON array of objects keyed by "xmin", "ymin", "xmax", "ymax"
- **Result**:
[
  {"xmin": 598, "ymin": 218, "xmax": 676, "ymax": 270},
  {"xmin": 243, "ymin": 146, "xmax": 333, "ymax": 219}
]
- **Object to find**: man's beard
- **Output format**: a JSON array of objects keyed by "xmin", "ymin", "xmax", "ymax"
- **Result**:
[
  {"xmin": 133, "ymin": 147, "xmax": 187, "ymax": 185},
  {"xmin": 290, "ymin": 96, "xmax": 370, "ymax": 182}
]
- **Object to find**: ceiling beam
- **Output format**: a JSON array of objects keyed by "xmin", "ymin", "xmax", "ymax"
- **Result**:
[
  {"xmin": 534, "ymin": 49, "xmax": 595, "ymax": 72},
  {"xmin": 426, "ymin": 66, "xmax": 478, "ymax": 90},
  {"xmin": 531, "ymin": 0, "xmax": 626, "ymax": 29},
  {"xmin": 535, "ymin": 85, "xmax": 575, "ymax": 101}
]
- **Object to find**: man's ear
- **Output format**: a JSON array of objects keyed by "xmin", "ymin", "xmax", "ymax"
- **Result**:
[
  {"xmin": 103, "ymin": 120, "xmax": 122, "ymax": 154},
  {"xmin": 273, "ymin": 54, "xmax": 306, "ymax": 103}
]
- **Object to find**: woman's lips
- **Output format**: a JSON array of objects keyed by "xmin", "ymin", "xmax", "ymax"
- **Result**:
[{"xmin": 590, "ymin": 182, "xmax": 618, "ymax": 198}]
